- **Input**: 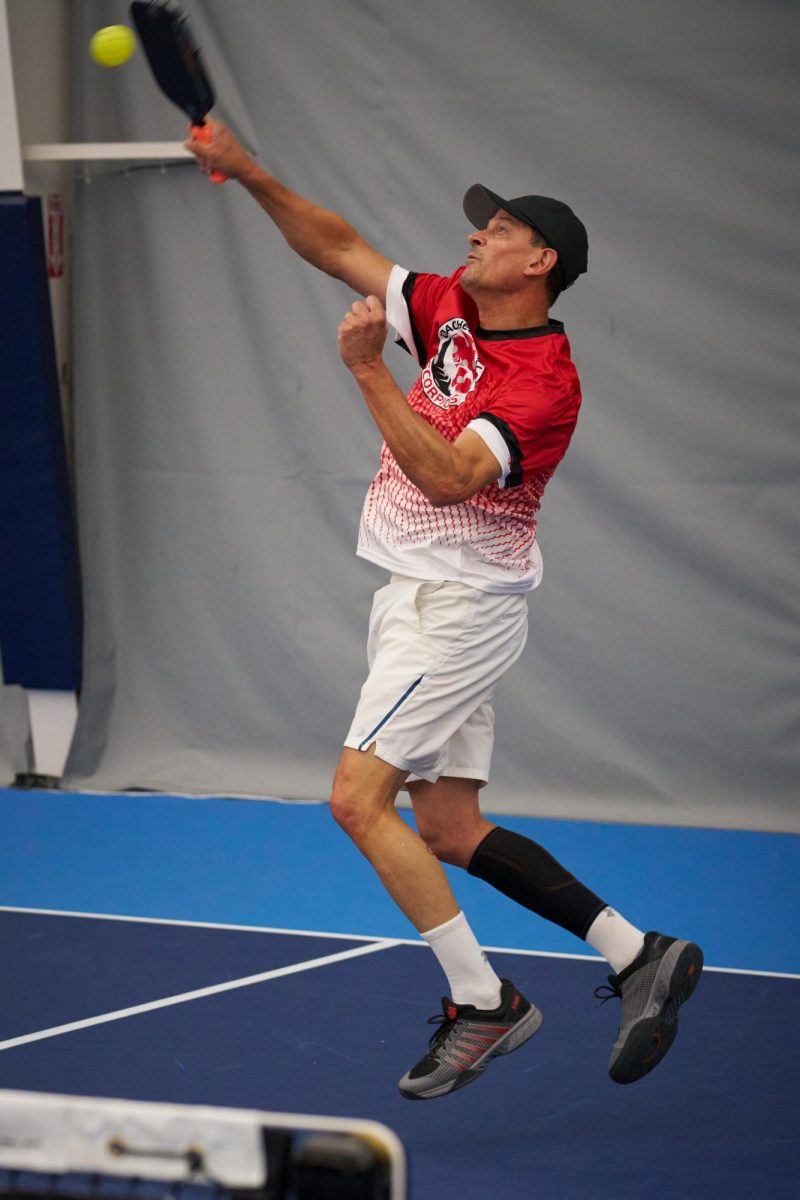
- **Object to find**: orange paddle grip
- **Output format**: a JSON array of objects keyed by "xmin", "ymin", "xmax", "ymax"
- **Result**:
[{"xmin": 192, "ymin": 122, "xmax": 227, "ymax": 185}]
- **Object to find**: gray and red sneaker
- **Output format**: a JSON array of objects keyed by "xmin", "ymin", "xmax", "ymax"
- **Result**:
[
  {"xmin": 596, "ymin": 931, "xmax": 704, "ymax": 1084},
  {"xmin": 398, "ymin": 979, "xmax": 542, "ymax": 1100}
]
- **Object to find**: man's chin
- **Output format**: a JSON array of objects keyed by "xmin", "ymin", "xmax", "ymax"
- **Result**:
[{"xmin": 460, "ymin": 266, "xmax": 479, "ymax": 294}]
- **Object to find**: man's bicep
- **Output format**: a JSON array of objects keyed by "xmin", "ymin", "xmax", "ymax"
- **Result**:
[
  {"xmin": 452, "ymin": 429, "xmax": 504, "ymax": 497},
  {"xmin": 335, "ymin": 240, "xmax": 394, "ymax": 301}
]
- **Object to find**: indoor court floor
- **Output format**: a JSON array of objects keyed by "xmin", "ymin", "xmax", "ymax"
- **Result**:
[{"xmin": 1, "ymin": 787, "xmax": 798, "ymax": 1199}]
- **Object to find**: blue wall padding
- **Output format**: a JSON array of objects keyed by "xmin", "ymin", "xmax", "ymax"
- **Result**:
[{"xmin": 0, "ymin": 192, "xmax": 82, "ymax": 689}]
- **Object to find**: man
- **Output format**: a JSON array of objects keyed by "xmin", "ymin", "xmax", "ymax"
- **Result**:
[{"xmin": 187, "ymin": 124, "xmax": 703, "ymax": 1101}]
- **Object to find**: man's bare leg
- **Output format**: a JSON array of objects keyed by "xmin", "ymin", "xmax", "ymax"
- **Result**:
[
  {"xmin": 331, "ymin": 747, "xmax": 542, "ymax": 1100},
  {"xmin": 408, "ymin": 775, "xmax": 494, "ymax": 868},
  {"xmin": 330, "ymin": 745, "xmax": 508, "ymax": 1010},
  {"xmin": 329, "ymin": 745, "xmax": 460, "ymax": 932}
]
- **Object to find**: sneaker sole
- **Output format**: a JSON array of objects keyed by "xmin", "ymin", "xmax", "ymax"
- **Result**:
[
  {"xmin": 609, "ymin": 940, "xmax": 703, "ymax": 1085},
  {"xmin": 399, "ymin": 1004, "xmax": 543, "ymax": 1100}
]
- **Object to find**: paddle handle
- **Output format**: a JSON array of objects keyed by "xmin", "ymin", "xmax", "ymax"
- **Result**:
[{"xmin": 192, "ymin": 122, "xmax": 227, "ymax": 184}]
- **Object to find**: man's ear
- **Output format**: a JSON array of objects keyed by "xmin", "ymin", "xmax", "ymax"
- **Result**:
[{"xmin": 525, "ymin": 247, "xmax": 558, "ymax": 279}]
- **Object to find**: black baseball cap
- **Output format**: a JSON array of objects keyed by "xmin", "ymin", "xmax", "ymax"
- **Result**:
[{"xmin": 463, "ymin": 184, "xmax": 588, "ymax": 290}]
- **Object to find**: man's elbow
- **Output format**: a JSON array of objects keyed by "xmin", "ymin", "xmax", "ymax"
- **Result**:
[
  {"xmin": 419, "ymin": 447, "xmax": 499, "ymax": 506},
  {"xmin": 424, "ymin": 477, "xmax": 478, "ymax": 507}
]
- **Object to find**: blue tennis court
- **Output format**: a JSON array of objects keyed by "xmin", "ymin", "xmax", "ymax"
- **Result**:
[{"xmin": 2, "ymin": 787, "xmax": 798, "ymax": 1199}]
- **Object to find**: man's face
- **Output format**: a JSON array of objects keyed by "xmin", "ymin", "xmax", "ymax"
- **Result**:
[{"xmin": 460, "ymin": 209, "xmax": 539, "ymax": 296}]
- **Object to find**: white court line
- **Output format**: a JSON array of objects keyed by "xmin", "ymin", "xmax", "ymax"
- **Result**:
[
  {"xmin": 1, "ymin": 905, "xmax": 798, "ymax": 980},
  {"xmin": 0, "ymin": 938, "xmax": 398, "ymax": 1053},
  {"xmin": 482, "ymin": 949, "xmax": 799, "ymax": 980},
  {"xmin": 0, "ymin": 904, "xmax": 383, "ymax": 943}
]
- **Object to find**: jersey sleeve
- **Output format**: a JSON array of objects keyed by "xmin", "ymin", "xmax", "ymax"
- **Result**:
[
  {"xmin": 385, "ymin": 267, "xmax": 454, "ymax": 366},
  {"xmin": 466, "ymin": 378, "xmax": 581, "ymax": 489}
]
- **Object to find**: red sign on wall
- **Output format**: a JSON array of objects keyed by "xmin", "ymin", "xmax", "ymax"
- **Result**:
[{"xmin": 47, "ymin": 193, "xmax": 64, "ymax": 278}]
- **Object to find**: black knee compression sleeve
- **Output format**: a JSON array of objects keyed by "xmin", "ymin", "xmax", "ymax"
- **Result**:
[{"xmin": 467, "ymin": 826, "xmax": 607, "ymax": 940}]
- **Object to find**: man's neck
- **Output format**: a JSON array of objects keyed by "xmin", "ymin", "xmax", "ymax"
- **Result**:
[{"xmin": 473, "ymin": 291, "xmax": 551, "ymax": 332}]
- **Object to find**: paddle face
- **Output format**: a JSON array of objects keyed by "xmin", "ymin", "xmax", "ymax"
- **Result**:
[
  {"xmin": 130, "ymin": 0, "xmax": 215, "ymax": 124},
  {"xmin": 130, "ymin": 1, "xmax": 226, "ymax": 182}
]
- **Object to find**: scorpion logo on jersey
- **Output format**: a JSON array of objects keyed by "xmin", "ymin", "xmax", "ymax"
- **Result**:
[{"xmin": 421, "ymin": 318, "xmax": 485, "ymax": 409}]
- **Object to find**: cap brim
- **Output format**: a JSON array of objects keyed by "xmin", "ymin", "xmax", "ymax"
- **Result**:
[{"xmin": 463, "ymin": 184, "xmax": 511, "ymax": 229}]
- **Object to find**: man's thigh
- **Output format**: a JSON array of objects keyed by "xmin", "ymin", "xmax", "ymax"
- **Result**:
[{"xmin": 331, "ymin": 744, "xmax": 408, "ymax": 812}]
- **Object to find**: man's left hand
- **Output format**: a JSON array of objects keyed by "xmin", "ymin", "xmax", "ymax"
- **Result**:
[{"xmin": 337, "ymin": 296, "xmax": 388, "ymax": 374}]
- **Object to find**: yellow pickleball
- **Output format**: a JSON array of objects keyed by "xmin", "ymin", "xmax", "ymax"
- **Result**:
[{"xmin": 89, "ymin": 25, "xmax": 137, "ymax": 67}]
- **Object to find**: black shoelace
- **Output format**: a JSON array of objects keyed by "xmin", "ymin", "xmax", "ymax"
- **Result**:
[
  {"xmin": 426, "ymin": 1002, "xmax": 458, "ymax": 1050},
  {"xmin": 593, "ymin": 980, "xmax": 621, "ymax": 1007}
]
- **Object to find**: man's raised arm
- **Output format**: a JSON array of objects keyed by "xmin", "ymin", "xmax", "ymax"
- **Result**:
[{"xmin": 185, "ymin": 120, "xmax": 393, "ymax": 300}]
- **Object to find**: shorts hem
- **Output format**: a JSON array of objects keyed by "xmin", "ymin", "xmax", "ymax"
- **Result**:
[
  {"xmin": 342, "ymin": 736, "xmax": 439, "ymax": 783},
  {"xmin": 436, "ymin": 766, "xmax": 490, "ymax": 785},
  {"xmin": 404, "ymin": 767, "xmax": 490, "ymax": 790},
  {"xmin": 343, "ymin": 738, "xmax": 491, "ymax": 788},
  {"xmin": 343, "ymin": 734, "xmax": 448, "ymax": 782}
]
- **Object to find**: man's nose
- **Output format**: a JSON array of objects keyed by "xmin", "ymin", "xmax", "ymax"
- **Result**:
[{"xmin": 468, "ymin": 230, "xmax": 486, "ymax": 247}]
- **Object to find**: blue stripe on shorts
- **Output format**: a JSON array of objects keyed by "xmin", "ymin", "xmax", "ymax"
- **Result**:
[{"xmin": 358, "ymin": 676, "xmax": 424, "ymax": 751}]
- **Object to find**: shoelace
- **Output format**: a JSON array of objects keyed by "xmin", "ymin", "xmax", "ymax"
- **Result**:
[
  {"xmin": 593, "ymin": 979, "xmax": 621, "ymax": 1007},
  {"xmin": 426, "ymin": 1001, "xmax": 460, "ymax": 1050}
]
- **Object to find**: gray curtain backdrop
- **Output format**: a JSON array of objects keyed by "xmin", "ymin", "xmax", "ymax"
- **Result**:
[
  {"xmin": 0, "ymin": 662, "xmax": 32, "ymax": 782},
  {"xmin": 63, "ymin": 0, "xmax": 799, "ymax": 832}
]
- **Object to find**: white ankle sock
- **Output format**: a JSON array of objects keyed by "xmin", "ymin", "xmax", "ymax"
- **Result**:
[
  {"xmin": 421, "ymin": 911, "xmax": 502, "ymax": 1010},
  {"xmin": 585, "ymin": 907, "xmax": 646, "ymax": 975}
]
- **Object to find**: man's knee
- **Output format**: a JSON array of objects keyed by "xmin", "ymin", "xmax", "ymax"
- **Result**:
[
  {"xmin": 329, "ymin": 748, "xmax": 405, "ymax": 842},
  {"xmin": 418, "ymin": 825, "xmax": 460, "ymax": 865},
  {"xmin": 416, "ymin": 815, "xmax": 493, "ymax": 869},
  {"xmin": 329, "ymin": 772, "xmax": 367, "ymax": 839}
]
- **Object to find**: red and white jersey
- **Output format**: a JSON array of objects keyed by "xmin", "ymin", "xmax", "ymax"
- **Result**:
[{"xmin": 357, "ymin": 265, "xmax": 582, "ymax": 593}]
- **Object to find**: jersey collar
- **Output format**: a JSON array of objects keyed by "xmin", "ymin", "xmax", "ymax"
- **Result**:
[{"xmin": 475, "ymin": 319, "xmax": 565, "ymax": 341}]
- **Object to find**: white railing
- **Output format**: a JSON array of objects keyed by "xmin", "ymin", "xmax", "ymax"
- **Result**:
[{"xmin": 24, "ymin": 142, "xmax": 192, "ymax": 162}]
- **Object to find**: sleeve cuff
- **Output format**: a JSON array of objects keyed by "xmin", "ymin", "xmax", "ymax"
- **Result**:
[
  {"xmin": 466, "ymin": 417, "xmax": 511, "ymax": 488},
  {"xmin": 386, "ymin": 264, "xmax": 420, "ymax": 363}
]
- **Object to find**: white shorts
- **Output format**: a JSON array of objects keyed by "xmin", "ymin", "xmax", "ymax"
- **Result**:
[{"xmin": 344, "ymin": 575, "xmax": 528, "ymax": 784}]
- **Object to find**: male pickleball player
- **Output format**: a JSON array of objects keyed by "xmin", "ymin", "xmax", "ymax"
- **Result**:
[{"xmin": 187, "ymin": 122, "xmax": 703, "ymax": 1100}]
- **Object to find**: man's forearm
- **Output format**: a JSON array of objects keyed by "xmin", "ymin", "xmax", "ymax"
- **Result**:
[
  {"xmin": 235, "ymin": 160, "xmax": 365, "ymax": 278},
  {"xmin": 350, "ymin": 361, "xmax": 469, "ymax": 506},
  {"xmin": 186, "ymin": 122, "xmax": 391, "ymax": 294}
]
